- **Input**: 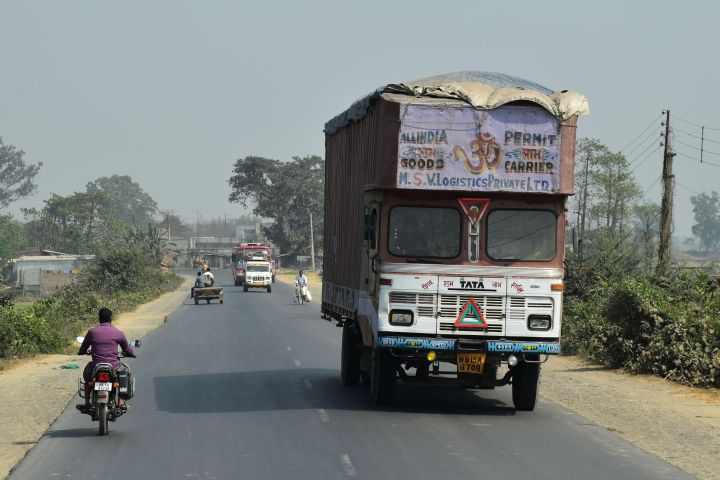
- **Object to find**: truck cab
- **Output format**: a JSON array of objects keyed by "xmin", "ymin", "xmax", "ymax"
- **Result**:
[{"xmin": 242, "ymin": 258, "xmax": 273, "ymax": 293}]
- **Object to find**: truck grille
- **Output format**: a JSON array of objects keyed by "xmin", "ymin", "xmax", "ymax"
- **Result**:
[
  {"xmin": 507, "ymin": 296, "xmax": 553, "ymax": 322},
  {"xmin": 388, "ymin": 292, "xmax": 436, "ymax": 318},
  {"xmin": 438, "ymin": 294, "xmax": 504, "ymax": 334}
]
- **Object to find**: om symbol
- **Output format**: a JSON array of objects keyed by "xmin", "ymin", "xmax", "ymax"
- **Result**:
[{"xmin": 453, "ymin": 132, "xmax": 503, "ymax": 175}]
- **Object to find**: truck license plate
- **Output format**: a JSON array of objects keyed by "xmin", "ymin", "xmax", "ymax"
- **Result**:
[
  {"xmin": 457, "ymin": 353, "xmax": 486, "ymax": 374},
  {"xmin": 94, "ymin": 382, "xmax": 112, "ymax": 391}
]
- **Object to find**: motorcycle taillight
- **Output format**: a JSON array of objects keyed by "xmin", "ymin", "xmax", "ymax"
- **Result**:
[{"xmin": 97, "ymin": 372, "xmax": 110, "ymax": 382}]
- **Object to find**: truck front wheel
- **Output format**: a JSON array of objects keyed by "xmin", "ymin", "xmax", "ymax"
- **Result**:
[
  {"xmin": 340, "ymin": 326, "xmax": 361, "ymax": 386},
  {"xmin": 512, "ymin": 362, "xmax": 540, "ymax": 411},
  {"xmin": 370, "ymin": 349, "xmax": 395, "ymax": 406}
]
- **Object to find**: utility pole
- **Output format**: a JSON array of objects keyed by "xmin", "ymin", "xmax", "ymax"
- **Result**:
[
  {"xmin": 164, "ymin": 210, "xmax": 171, "ymax": 240},
  {"xmin": 309, "ymin": 212, "xmax": 316, "ymax": 272},
  {"xmin": 657, "ymin": 110, "xmax": 675, "ymax": 276},
  {"xmin": 579, "ymin": 148, "xmax": 591, "ymax": 258}
]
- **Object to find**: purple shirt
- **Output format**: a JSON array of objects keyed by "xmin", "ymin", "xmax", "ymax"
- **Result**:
[{"xmin": 78, "ymin": 323, "xmax": 135, "ymax": 368}]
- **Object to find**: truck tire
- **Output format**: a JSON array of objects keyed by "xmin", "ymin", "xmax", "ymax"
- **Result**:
[
  {"xmin": 243, "ymin": 285, "xmax": 248, "ymax": 293},
  {"xmin": 340, "ymin": 326, "xmax": 361, "ymax": 386},
  {"xmin": 267, "ymin": 286, "xmax": 272, "ymax": 293},
  {"xmin": 370, "ymin": 349, "xmax": 395, "ymax": 406},
  {"xmin": 512, "ymin": 362, "xmax": 540, "ymax": 411}
]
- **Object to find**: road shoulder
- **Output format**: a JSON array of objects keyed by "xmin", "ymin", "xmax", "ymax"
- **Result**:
[
  {"xmin": 0, "ymin": 275, "xmax": 192, "ymax": 480},
  {"xmin": 542, "ymin": 355, "xmax": 720, "ymax": 480}
]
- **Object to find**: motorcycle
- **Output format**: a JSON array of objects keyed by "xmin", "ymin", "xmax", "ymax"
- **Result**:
[
  {"xmin": 295, "ymin": 284, "xmax": 311, "ymax": 305},
  {"xmin": 76, "ymin": 337, "xmax": 141, "ymax": 436}
]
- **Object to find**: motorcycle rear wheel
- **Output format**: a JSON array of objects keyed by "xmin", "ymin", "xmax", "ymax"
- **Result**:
[{"xmin": 98, "ymin": 404, "xmax": 109, "ymax": 436}]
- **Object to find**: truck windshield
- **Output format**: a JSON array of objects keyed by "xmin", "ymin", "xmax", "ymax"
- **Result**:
[
  {"xmin": 388, "ymin": 206, "xmax": 461, "ymax": 258},
  {"xmin": 246, "ymin": 265, "xmax": 270, "ymax": 272},
  {"xmin": 486, "ymin": 209, "xmax": 556, "ymax": 261}
]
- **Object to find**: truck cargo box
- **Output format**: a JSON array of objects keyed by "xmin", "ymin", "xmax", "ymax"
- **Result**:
[{"xmin": 322, "ymin": 72, "xmax": 588, "ymax": 318}]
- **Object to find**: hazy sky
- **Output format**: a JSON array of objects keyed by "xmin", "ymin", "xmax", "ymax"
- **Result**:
[{"xmin": 1, "ymin": 0, "xmax": 717, "ymax": 236}]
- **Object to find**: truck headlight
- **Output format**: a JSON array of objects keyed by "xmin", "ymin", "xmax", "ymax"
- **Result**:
[
  {"xmin": 389, "ymin": 310, "xmax": 414, "ymax": 326},
  {"xmin": 528, "ymin": 315, "xmax": 551, "ymax": 331}
]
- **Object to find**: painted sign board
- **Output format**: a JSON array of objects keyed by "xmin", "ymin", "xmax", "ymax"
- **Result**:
[{"xmin": 397, "ymin": 104, "xmax": 561, "ymax": 193}]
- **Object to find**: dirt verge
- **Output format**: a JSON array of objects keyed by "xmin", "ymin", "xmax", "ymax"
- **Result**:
[{"xmin": 0, "ymin": 275, "xmax": 192, "ymax": 480}]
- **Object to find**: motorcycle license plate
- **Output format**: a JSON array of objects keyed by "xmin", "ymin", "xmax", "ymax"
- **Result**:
[
  {"xmin": 94, "ymin": 382, "xmax": 112, "ymax": 391},
  {"xmin": 457, "ymin": 353, "xmax": 486, "ymax": 374}
]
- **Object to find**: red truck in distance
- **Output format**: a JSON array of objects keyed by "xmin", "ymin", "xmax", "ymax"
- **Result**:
[{"xmin": 231, "ymin": 243, "xmax": 275, "ymax": 286}]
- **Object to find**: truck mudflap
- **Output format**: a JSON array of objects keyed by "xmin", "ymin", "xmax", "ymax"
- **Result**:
[{"xmin": 377, "ymin": 336, "xmax": 561, "ymax": 355}]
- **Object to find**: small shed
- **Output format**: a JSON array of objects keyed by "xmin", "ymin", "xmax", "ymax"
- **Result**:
[{"xmin": 8, "ymin": 255, "xmax": 94, "ymax": 296}]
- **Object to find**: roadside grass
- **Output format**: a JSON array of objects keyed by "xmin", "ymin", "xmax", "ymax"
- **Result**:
[{"xmin": 0, "ymin": 272, "xmax": 182, "ymax": 363}]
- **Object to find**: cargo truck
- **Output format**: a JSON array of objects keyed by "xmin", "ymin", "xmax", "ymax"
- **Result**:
[{"xmin": 321, "ymin": 71, "xmax": 588, "ymax": 410}]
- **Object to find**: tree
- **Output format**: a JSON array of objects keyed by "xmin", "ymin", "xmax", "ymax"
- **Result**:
[
  {"xmin": 588, "ymin": 151, "xmax": 641, "ymax": 232},
  {"xmin": 228, "ymin": 155, "xmax": 324, "ymax": 257},
  {"xmin": 0, "ymin": 215, "xmax": 27, "ymax": 264},
  {"xmin": 574, "ymin": 138, "xmax": 609, "ymax": 235},
  {"xmin": 156, "ymin": 213, "xmax": 193, "ymax": 239},
  {"xmin": 0, "ymin": 137, "xmax": 42, "ymax": 209},
  {"xmin": 22, "ymin": 192, "xmax": 117, "ymax": 254},
  {"xmin": 86, "ymin": 175, "xmax": 158, "ymax": 225},
  {"xmin": 632, "ymin": 202, "xmax": 660, "ymax": 273},
  {"xmin": 690, "ymin": 191, "xmax": 720, "ymax": 251}
]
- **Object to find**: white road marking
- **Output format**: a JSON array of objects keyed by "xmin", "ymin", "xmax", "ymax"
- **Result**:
[
  {"xmin": 316, "ymin": 408, "xmax": 330, "ymax": 422},
  {"xmin": 470, "ymin": 423, "xmax": 492, "ymax": 426},
  {"xmin": 293, "ymin": 359, "xmax": 302, "ymax": 367},
  {"xmin": 339, "ymin": 453, "xmax": 356, "ymax": 476},
  {"xmin": 304, "ymin": 378, "xmax": 313, "ymax": 390},
  {"xmin": 286, "ymin": 346, "xmax": 293, "ymax": 351}
]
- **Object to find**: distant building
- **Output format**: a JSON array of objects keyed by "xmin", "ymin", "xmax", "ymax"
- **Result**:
[{"xmin": 5, "ymin": 254, "xmax": 94, "ymax": 296}]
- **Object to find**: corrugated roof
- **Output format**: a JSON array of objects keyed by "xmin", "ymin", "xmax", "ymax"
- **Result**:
[{"xmin": 324, "ymin": 71, "xmax": 589, "ymax": 135}]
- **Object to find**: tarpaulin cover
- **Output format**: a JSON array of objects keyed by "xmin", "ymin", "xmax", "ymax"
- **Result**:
[{"xmin": 324, "ymin": 71, "xmax": 589, "ymax": 135}]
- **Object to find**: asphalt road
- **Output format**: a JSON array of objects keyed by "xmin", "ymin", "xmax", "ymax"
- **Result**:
[{"xmin": 10, "ymin": 270, "xmax": 693, "ymax": 480}]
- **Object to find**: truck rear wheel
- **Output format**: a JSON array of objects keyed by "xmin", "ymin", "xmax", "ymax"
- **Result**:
[
  {"xmin": 267, "ymin": 286, "xmax": 272, "ymax": 293},
  {"xmin": 243, "ymin": 285, "xmax": 248, "ymax": 292},
  {"xmin": 512, "ymin": 362, "xmax": 540, "ymax": 411},
  {"xmin": 340, "ymin": 326, "xmax": 361, "ymax": 386},
  {"xmin": 370, "ymin": 349, "xmax": 395, "ymax": 406}
]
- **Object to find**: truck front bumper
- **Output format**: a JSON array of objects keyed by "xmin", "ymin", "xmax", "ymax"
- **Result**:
[{"xmin": 377, "ymin": 336, "xmax": 561, "ymax": 355}]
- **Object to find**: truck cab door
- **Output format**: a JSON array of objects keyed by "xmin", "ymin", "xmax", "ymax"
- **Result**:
[{"xmin": 360, "ymin": 192, "xmax": 382, "ymax": 298}]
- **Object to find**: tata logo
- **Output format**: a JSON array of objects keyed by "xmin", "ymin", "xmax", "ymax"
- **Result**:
[{"xmin": 459, "ymin": 280, "xmax": 485, "ymax": 289}]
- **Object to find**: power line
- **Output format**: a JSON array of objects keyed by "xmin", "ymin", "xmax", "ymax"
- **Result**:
[
  {"xmin": 675, "ymin": 181, "xmax": 702, "ymax": 196},
  {"xmin": 619, "ymin": 114, "xmax": 662, "ymax": 153},
  {"xmin": 626, "ymin": 127, "xmax": 661, "ymax": 160},
  {"xmin": 674, "ymin": 138, "xmax": 720, "ymax": 157},
  {"xmin": 630, "ymin": 145, "xmax": 661, "ymax": 172},
  {"xmin": 672, "ymin": 114, "xmax": 720, "ymax": 132},
  {"xmin": 641, "ymin": 176, "xmax": 662, "ymax": 197},
  {"xmin": 675, "ymin": 150, "xmax": 720, "ymax": 167},
  {"xmin": 674, "ymin": 126, "xmax": 720, "ymax": 145}
]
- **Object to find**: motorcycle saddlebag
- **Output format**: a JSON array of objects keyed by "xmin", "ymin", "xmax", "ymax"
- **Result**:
[{"xmin": 116, "ymin": 368, "xmax": 134, "ymax": 399}]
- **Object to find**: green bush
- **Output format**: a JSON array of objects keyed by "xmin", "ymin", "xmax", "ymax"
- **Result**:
[
  {"xmin": 0, "ymin": 247, "xmax": 182, "ymax": 361},
  {"xmin": 562, "ymin": 270, "xmax": 720, "ymax": 388}
]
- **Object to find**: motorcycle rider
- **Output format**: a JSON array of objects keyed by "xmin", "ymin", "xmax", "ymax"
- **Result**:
[
  {"xmin": 295, "ymin": 270, "xmax": 309, "ymax": 302},
  {"xmin": 76, "ymin": 308, "xmax": 136, "ymax": 412}
]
